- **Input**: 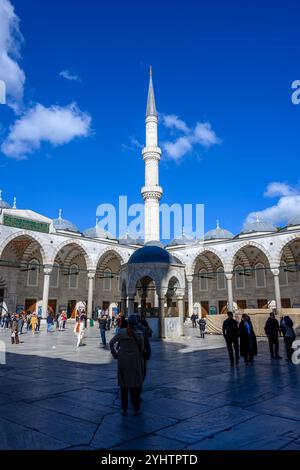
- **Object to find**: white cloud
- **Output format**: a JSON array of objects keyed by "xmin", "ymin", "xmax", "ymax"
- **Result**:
[
  {"xmin": 1, "ymin": 102, "xmax": 91, "ymax": 159},
  {"xmin": 59, "ymin": 69, "xmax": 82, "ymax": 83},
  {"xmin": 161, "ymin": 114, "xmax": 220, "ymax": 161},
  {"xmin": 0, "ymin": 0, "xmax": 25, "ymax": 109},
  {"xmin": 245, "ymin": 182, "xmax": 300, "ymax": 226},
  {"xmin": 163, "ymin": 136, "xmax": 192, "ymax": 161},
  {"xmin": 161, "ymin": 114, "xmax": 190, "ymax": 134},
  {"xmin": 264, "ymin": 182, "xmax": 298, "ymax": 198},
  {"xmin": 122, "ymin": 137, "xmax": 143, "ymax": 152}
]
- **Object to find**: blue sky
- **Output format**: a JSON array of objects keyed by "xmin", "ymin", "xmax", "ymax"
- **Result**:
[{"xmin": 0, "ymin": 0, "xmax": 300, "ymax": 239}]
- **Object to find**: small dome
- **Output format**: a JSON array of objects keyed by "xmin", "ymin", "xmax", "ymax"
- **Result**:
[
  {"xmin": 0, "ymin": 191, "xmax": 11, "ymax": 209},
  {"xmin": 84, "ymin": 222, "xmax": 114, "ymax": 239},
  {"xmin": 204, "ymin": 221, "xmax": 234, "ymax": 241},
  {"xmin": 169, "ymin": 233, "xmax": 196, "ymax": 246},
  {"xmin": 241, "ymin": 216, "xmax": 277, "ymax": 234},
  {"xmin": 128, "ymin": 242, "xmax": 174, "ymax": 264},
  {"xmin": 53, "ymin": 210, "xmax": 79, "ymax": 233},
  {"xmin": 119, "ymin": 232, "xmax": 144, "ymax": 246},
  {"xmin": 287, "ymin": 215, "xmax": 300, "ymax": 227}
]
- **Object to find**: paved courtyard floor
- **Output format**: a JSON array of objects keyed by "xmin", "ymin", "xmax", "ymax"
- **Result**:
[{"xmin": 0, "ymin": 323, "xmax": 299, "ymax": 450}]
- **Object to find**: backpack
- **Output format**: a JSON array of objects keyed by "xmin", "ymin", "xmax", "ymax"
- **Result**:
[
  {"xmin": 284, "ymin": 316, "xmax": 294, "ymax": 328},
  {"xmin": 76, "ymin": 322, "xmax": 80, "ymax": 333}
]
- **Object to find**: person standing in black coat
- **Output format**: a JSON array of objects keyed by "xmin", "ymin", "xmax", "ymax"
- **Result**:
[
  {"xmin": 264, "ymin": 311, "xmax": 282, "ymax": 359},
  {"xmin": 239, "ymin": 314, "xmax": 257, "ymax": 365},
  {"xmin": 222, "ymin": 311, "xmax": 240, "ymax": 366}
]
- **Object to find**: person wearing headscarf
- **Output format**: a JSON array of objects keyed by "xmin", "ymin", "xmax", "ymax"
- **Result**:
[{"xmin": 110, "ymin": 315, "xmax": 145, "ymax": 416}]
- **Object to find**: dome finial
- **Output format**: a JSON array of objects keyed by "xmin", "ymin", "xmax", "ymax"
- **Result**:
[
  {"xmin": 256, "ymin": 213, "xmax": 260, "ymax": 223},
  {"xmin": 95, "ymin": 217, "xmax": 98, "ymax": 228},
  {"xmin": 58, "ymin": 209, "xmax": 62, "ymax": 220},
  {"xmin": 216, "ymin": 219, "xmax": 220, "ymax": 229},
  {"xmin": 0, "ymin": 190, "xmax": 2, "ymax": 201},
  {"xmin": 13, "ymin": 196, "xmax": 17, "ymax": 209}
]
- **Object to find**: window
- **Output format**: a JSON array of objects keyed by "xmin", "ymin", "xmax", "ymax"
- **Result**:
[
  {"xmin": 50, "ymin": 262, "xmax": 59, "ymax": 288},
  {"xmin": 279, "ymin": 262, "xmax": 288, "ymax": 287},
  {"xmin": 103, "ymin": 268, "xmax": 112, "ymax": 291},
  {"xmin": 217, "ymin": 267, "xmax": 226, "ymax": 290},
  {"xmin": 27, "ymin": 259, "xmax": 39, "ymax": 287},
  {"xmin": 199, "ymin": 269, "xmax": 208, "ymax": 291},
  {"xmin": 69, "ymin": 264, "xmax": 79, "ymax": 289},
  {"xmin": 255, "ymin": 263, "xmax": 266, "ymax": 288},
  {"xmin": 235, "ymin": 265, "xmax": 245, "ymax": 289}
]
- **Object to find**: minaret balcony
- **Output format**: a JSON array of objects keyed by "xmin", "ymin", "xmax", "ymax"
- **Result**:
[
  {"xmin": 141, "ymin": 185, "xmax": 163, "ymax": 200},
  {"xmin": 142, "ymin": 146, "xmax": 162, "ymax": 159}
]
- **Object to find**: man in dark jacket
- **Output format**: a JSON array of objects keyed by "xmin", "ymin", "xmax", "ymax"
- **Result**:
[
  {"xmin": 223, "ymin": 311, "xmax": 239, "ymax": 366},
  {"xmin": 264, "ymin": 311, "xmax": 282, "ymax": 359},
  {"xmin": 239, "ymin": 314, "xmax": 257, "ymax": 365},
  {"xmin": 98, "ymin": 314, "xmax": 108, "ymax": 347}
]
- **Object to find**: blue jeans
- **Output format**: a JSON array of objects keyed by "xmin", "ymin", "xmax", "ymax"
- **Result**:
[{"xmin": 100, "ymin": 328, "xmax": 106, "ymax": 346}]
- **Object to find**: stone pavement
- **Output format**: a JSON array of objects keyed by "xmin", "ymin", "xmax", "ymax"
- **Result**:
[{"xmin": 0, "ymin": 323, "xmax": 299, "ymax": 450}]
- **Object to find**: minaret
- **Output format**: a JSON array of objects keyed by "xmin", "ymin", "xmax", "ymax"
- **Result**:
[{"xmin": 141, "ymin": 66, "xmax": 163, "ymax": 242}]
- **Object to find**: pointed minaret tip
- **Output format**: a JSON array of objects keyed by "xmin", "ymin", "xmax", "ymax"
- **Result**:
[{"xmin": 146, "ymin": 66, "xmax": 157, "ymax": 117}]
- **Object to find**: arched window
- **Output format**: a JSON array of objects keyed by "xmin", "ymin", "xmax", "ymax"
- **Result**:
[
  {"xmin": 279, "ymin": 261, "xmax": 288, "ymax": 287},
  {"xmin": 217, "ymin": 267, "xmax": 226, "ymax": 290},
  {"xmin": 235, "ymin": 265, "xmax": 245, "ymax": 289},
  {"xmin": 50, "ymin": 262, "xmax": 60, "ymax": 288},
  {"xmin": 199, "ymin": 269, "xmax": 208, "ymax": 291},
  {"xmin": 27, "ymin": 259, "xmax": 39, "ymax": 287},
  {"xmin": 69, "ymin": 264, "xmax": 79, "ymax": 289},
  {"xmin": 103, "ymin": 268, "xmax": 112, "ymax": 291},
  {"xmin": 255, "ymin": 263, "xmax": 266, "ymax": 288}
]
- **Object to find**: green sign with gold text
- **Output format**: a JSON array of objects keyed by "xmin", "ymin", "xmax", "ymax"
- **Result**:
[{"xmin": 3, "ymin": 214, "xmax": 49, "ymax": 234}]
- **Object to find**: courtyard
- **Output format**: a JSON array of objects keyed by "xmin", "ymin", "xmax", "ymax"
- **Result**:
[{"xmin": 0, "ymin": 323, "xmax": 299, "ymax": 450}]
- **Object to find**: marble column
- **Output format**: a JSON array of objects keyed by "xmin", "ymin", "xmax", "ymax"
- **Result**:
[
  {"xmin": 186, "ymin": 275, "xmax": 194, "ymax": 317},
  {"xmin": 159, "ymin": 296, "xmax": 165, "ymax": 338},
  {"xmin": 87, "ymin": 271, "xmax": 96, "ymax": 319},
  {"xmin": 226, "ymin": 273, "xmax": 234, "ymax": 312},
  {"xmin": 42, "ymin": 266, "xmax": 53, "ymax": 318},
  {"xmin": 128, "ymin": 296, "xmax": 135, "ymax": 315},
  {"xmin": 271, "ymin": 268, "xmax": 282, "ymax": 313},
  {"xmin": 177, "ymin": 295, "xmax": 184, "ymax": 336}
]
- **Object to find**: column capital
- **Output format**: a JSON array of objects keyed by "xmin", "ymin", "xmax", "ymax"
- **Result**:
[
  {"xmin": 177, "ymin": 295, "xmax": 184, "ymax": 301},
  {"xmin": 87, "ymin": 270, "xmax": 96, "ymax": 279},
  {"xmin": 43, "ymin": 265, "xmax": 53, "ymax": 276},
  {"xmin": 271, "ymin": 267, "xmax": 280, "ymax": 276},
  {"xmin": 225, "ymin": 272, "xmax": 233, "ymax": 281},
  {"xmin": 186, "ymin": 275, "xmax": 193, "ymax": 283}
]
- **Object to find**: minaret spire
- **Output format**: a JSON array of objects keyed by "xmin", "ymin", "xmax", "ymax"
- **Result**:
[
  {"xmin": 146, "ymin": 65, "xmax": 157, "ymax": 117},
  {"xmin": 141, "ymin": 67, "xmax": 163, "ymax": 242}
]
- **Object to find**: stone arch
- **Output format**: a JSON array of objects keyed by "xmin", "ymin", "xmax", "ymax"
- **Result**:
[
  {"xmin": 0, "ymin": 231, "xmax": 48, "ymax": 265},
  {"xmin": 50, "ymin": 239, "xmax": 93, "ymax": 270},
  {"xmin": 191, "ymin": 247, "xmax": 226, "ymax": 274},
  {"xmin": 94, "ymin": 247, "xmax": 128, "ymax": 270},
  {"xmin": 274, "ymin": 234, "xmax": 300, "ymax": 266},
  {"xmin": 227, "ymin": 240, "xmax": 272, "ymax": 271},
  {"xmin": 128, "ymin": 268, "xmax": 162, "ymax": 295}
]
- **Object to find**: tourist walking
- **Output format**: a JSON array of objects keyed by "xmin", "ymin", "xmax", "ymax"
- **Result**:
[
  {"xmin": 73, "ymin": 318, "xmax": 84, "ymax": 347},
  {"xmin": 264, "ymin": 311, "xmax": 282, "ymax": 359},
  {"xmin": 17, "ymin": 313, "xmax": 24, "ymax": 335},
  {"xmin": 280, "ymin": 316, "xmax": 296, "ymax": 362},
  {"xmin": 36, "ymin": 310, "xmax": 42, "ymax": 331},
  {"xmin": 98, "ymin": 314, "xmax": 108, "ymax": 347},
  {"xmin": 58, "ymin": 312, "xmax": 64, "ymax": 331},
  {"xmin": 30, "ymin": 313, "xmax": 38, "ymax": 335},
  {"xmin": 26, "ymin": 311, "xmax": 31, "ymax": 332},
  {"xmin": 110, "ymin": 315, "xmax": 145, "ymax": 416},
  {"xmin": 239, "ymin": 314, "xmax": 257, "ymax": 365},
  {"xmin": 11, "ymin": 314, "xmax": 20, "ymax": 344},
  {"xmin": 46, "ymin": 313, "xmax": 54, "ymax": 332},
  {"xmin": 191, "ymin": 313, "xmax": 197, "ymax": 328},
  {"xmin": 223, "ymin": 311, "xmax": 240, "ymax": 366},
  {"xmin": 198, "ymin": 317, "xmax": 206, "ymax": 338}
]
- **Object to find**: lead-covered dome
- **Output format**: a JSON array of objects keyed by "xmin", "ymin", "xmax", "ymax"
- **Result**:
[
  {"xmin": 84, "ymin": 220, "xmax": 114, "ymax": 239},
  {"xmin": 204, "ymin": 221, "xmax": 234, "ymax": 241},
  {"xmin": 53, "ymin": 210, "xmax": 80, "ymax": 233},
  {"xmin": 128, "ymin": 241, "xmax": 174, "ymax": 264},
  {"xmin": 241, "ymin": 216, "xmax": 277, "ymax": 234},
  {"xmin": 0, "ymin": 191, "xmax": 11, "ymax": 209}
]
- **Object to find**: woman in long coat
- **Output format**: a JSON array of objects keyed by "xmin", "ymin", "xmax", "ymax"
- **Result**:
[
  {"xmin": 110, "ymin": 315, "xmax": 145, "ymax": 415},
  {"xmin": 239, "ymin": 314, "xmax": 257, "ymax": 365}
]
